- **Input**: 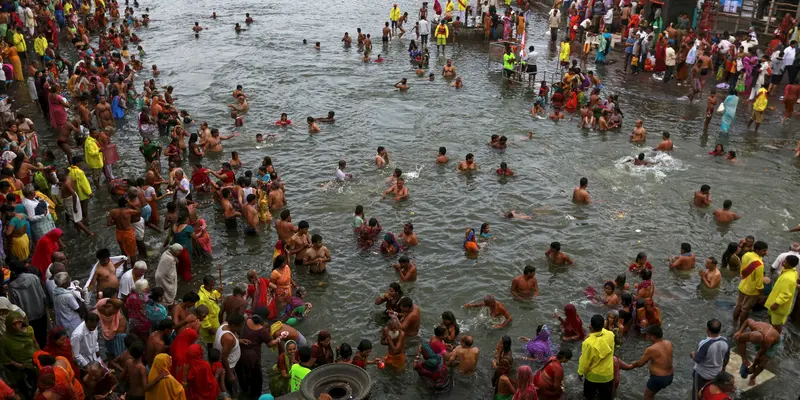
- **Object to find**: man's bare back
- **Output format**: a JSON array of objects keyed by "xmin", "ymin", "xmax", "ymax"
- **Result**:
[{"xmin": 449, "ymin": 344, "xmax": 479, "ymax": 374}]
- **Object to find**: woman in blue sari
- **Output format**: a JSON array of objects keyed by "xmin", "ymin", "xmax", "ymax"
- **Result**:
[
  {"xmin": 595, "ymin": 30, "xmax": 612, "ymax": 64},
  {"xmin": 111, "ymin": 89, "xmax": 126, "ymax": 119},
  {"xmin": 720, "ymin": 89, "xmax": 739, "ymax": 133}
]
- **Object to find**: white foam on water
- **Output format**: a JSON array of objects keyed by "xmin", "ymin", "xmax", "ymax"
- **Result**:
[
  {"xmin": 402, "ymin": 165, "xmax": 424, "ymax": 180},
  {"xmin": 614, "ymin": 152, "xmax": 686, "ymax": 180}
]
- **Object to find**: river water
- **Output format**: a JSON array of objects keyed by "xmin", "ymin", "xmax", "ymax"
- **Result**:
[{"xmin": 27, "ymin": 0, "xmax": 800, "ymax": 399}]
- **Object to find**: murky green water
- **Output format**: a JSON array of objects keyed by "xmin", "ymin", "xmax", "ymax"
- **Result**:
[{"xmin": 17, "ymin": 0, "xmax": 800, "ymax": 398}]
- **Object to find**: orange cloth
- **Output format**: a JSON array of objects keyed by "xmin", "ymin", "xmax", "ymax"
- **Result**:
[
  {"xmin": 55, "ymin": 356, "xmax": 85, "ymax": 400},
  {"xmin": 115, "ymin": 228, "xmax": 137, "ymax": 257},
  {"xmin": 464, "ymin": 241, "xmax": 479, "ymax": 252},
  {"xmin": 384, "ymin": 353, "xmax": 406, "ymax": 370},
  {"xmin": 270, "ymin": 266, "xmax": 292, "ymax": 299}
]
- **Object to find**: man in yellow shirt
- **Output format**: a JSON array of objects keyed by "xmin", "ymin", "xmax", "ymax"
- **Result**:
[
  {"xmin": 578, "ymin": 315, "xmax": 615, "ymax": 399},
  {"xmin": 559, "ymin": 39, "xmax": 571, "ymax": 68},
  {"xmin": 68, "ymin": 156, "xmax": 93, "ymax": 222},
  {"xmin": 734, "ymin": 241, "xmax": 768, "ymax": 328},
  {"xmin": 84, "ymin": 129, "xmax": 105, "ymax": 187},
  {"xmin": 34, "ymin": 33, "xmax": 48, "ymax": 63},
  {"xmin": 765, "ymin": 255, "xmax": 798, "ymax": 331},
  {"xmin": 390, "ymin": 4, "xmax": 401, "ymax": 36},
  {"xmin": 747, "ymin": 87, "xmax": 768, "ymax": 132},
  {"xmin": 197, "ymin": 275, "xmax": 222, "ymax": 347}
]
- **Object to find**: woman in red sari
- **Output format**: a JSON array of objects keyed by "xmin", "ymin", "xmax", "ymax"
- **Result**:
[
  {"xmin": 43, "ymin": 327, "xmax": 81, "ymax": 380},
  {"xmin": 179, "ymin": 344, "xmax": 218, "ymax": 400},
  {"xmin": 779, "ymin": 13, "xmax": 794, "ymax": 44},
  {"xmin": 169, "ymin": 328, "xmax": 199, "ymax": 377},
  {"xmin": 31, "ymin": 228, "xmax": 63, "ymax": 281},
  {"xmin": 626, "ymin": 12, "xmax": 640, "ymax": 39},
  {"xmin": 48, "ymin": 85, "xmax": 69, "ymax": 129},
  {"xmin": 654, "ymin": 34, "xmax": 667, "ymax": 73},
  {"xmin": 556, "ymin": 304, "xmax": 585, "ymax": 341},
  {"xmin": 569, "ymin": 9, "xmax": 579, "ymax": 42},
  {"xmin": 35, "ymin": 366, "xmax": 76, "ymax": 400}
]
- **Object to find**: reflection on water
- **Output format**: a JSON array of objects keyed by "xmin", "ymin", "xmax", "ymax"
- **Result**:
[{"xmin": 39, "ymin": 0, "xmax": 800, "ymax": 398}]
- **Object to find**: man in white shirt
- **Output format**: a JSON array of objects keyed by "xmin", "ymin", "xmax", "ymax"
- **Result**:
[
  {"xmin": 118, "ymin": 261, "xmax": 147, "ymax": 301},
  {"xmin": 46, "ymin": 262, "xmax": 67, "ymax": 301},
  {"xmin": 334, "ymin": 160, "xmax": 352, "ymax": 182},
  {"xmin": 175, "ymin": 169, "xmax": 191, "ymax": 200},
  {"xmin": 771, "ymin": 242, "xmax": 800, "ymax": 275},
  {"xmin": 579, "ymin": 18, "xmax": 592, "ymax": 44},
  {"xmin": 783, "ymin": 41, "xmax": 797, "ymax": 84},
  {"xmin": 664, "ymin": 45, "xmax": 677, "ymax": 83},
  {"xmin": 418, "ymin": 18, "xmax": 430, "ymax": 48},
  {"xmin": 525, "ymin": 45, "xmax": 539, "ymax": 83},
  {"xmin": 71, "ymin": 313, "xmax": 102, "ymax": 368},
  {"xmin": 53, "ymin": 272, "xmax": 83, "ymax": 334},
  {"xmin": 548, "ymin": 6, "xmax": 560, "ymax": 42}
]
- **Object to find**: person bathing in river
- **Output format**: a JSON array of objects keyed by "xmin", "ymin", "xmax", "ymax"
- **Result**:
[
  {"xmin": 669, "ymin": 243, "xmax": 696, "ymax": 270},
  {"xmin": 510, "ymin": 265, "xmax": 538, "ymax": 300},
  {"xmin": 545, "ymin": 242, "xmax": 573, "ymax": 265},
  {"xmin": 463, "ymin": 295, "xmax": 512, "ymax": 329}
]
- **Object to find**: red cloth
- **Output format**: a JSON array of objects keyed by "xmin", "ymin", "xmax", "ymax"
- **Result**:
[
  {"xmin": 434, "ymin": 0, "xmax": 442, "ymax": 15},
  {"xmin": 177, "ymin": 248, "xmax": 192, "ymax": 281},
  {"xmin": 170, "ymin": 328, "xmax": 199, "ymax": 377},
  {"xmin": 43, "ymin": 327, "xmax": 81, "ymax": 380},
  {"xmin": 562, "ymin": 304, "xmax": 585, "ymax": 340},
  {"xmin": 628, "ymin": 262, "xmax": 653, "ymax": 272},
  {"xmin": 0, "ymin": 378, "xmax": 14, "ymax": 399},
  {"xmin": 185, "ymin": 344, "xmax": 219, "ymax": 400},
  {"xmin": 249, "ymin": 277, "xmax": 278, "ymax": 320},
  {"xmin": 191, "ymin": 168, "xmax": 211, "ymax": 187},
  {"xmin": 31, "ymin": 228, "xmax": 62, "ymax": 282}
]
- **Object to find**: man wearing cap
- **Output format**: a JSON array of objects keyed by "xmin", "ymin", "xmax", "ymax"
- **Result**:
[{"xmin": 390, "ymin": 4, "xmax": 401, "ymax": 36}]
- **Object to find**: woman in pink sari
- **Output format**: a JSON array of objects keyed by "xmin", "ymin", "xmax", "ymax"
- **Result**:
[{"xmin": 48, "ymin": 85, "xmax": 68, "ymax": 129}]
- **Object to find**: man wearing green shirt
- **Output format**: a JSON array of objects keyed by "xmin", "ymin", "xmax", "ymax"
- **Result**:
[
  {"xmin": 503, "ymin": 45, "xmax": 516, "ymax": 79},
  {"xmin": 139, "ymin": 138, "xmax": 161, "ymax": 164},
  {"xmin": 290, "ymin": 346, "xmax": 314, "ymax": 392}
]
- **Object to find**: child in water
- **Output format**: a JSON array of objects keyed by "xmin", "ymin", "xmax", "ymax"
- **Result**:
[
  {"xmin": 137, "ymin": 45, "xmax": 145, "ymax": 57},
  {"xmin": 151, "ymin": 64, "xmax": 159, "ymax": 76}
]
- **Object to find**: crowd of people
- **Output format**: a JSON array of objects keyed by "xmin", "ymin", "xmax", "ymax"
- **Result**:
[{"xmin": 0, "ymin": 0, "xmax": 799, "ymax": 400}]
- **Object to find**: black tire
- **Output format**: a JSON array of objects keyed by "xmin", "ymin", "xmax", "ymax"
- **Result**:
[{"xmin": 299, "ymin": 363, "xmax": 372, "ymax": 400}]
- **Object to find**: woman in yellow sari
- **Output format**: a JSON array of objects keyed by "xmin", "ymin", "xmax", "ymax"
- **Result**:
[
  {"xmin": 5, "ymin": 204, "xmax": 30, "ymax": 260},
  {"xmin": 146, "ymin": 354, "xmax": 186, "ymax": 400},
  {"xmin": 269, "ymin": 255, "xmax": 296, "ymax": 307},
  {"xmin": 1, "ymin": 42, "xmax": 23, "ymax": 81}
]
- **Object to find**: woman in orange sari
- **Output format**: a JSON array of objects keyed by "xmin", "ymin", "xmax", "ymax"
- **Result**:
[
  {"xmin": 55, "ymin": 356, "xmax": 85, "ymax": 400},
  {"xmin": 270, "ymin": 255, "xmax": 296, "ymax": 307},
  {"xmin": 569, "ymin": 11, "xmax": 579, "ymax": 42},
  {"xmin": 2, "ymin": 42, "xmax": 23, "ymax": 81}
]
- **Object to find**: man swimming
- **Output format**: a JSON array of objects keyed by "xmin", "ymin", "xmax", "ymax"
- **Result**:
[
  {"xmin": 457, "ymin": 153, "xmax": 477, "ymax": 171},
  {"xmin": 463, "ymin": 295, "xmax": 512, "ymax": 328},
  {"xmin": 713, "ymin": 200, "xmax": 741, "ymax": 223}
]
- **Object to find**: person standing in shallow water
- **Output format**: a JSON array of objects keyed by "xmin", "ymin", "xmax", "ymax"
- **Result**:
[
  {"xmin": 573, "ymin": 177, "xmax": 590, "ymax": 204},
  {"xmin": 620, "ymin": 325, "xmax": 674, "ymax": 399}
]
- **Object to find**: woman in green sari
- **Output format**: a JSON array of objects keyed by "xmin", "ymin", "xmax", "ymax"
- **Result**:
[
  {"xmin": 0, "ymin": 310, "xmax": 39, "ymax": 399},
  {"xmin": 268, "ymin": 340, "xmax": 297, "ymax": 397}
]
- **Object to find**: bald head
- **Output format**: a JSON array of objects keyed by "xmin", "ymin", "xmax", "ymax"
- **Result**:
[
  {"xmin": 462, "ymin": 335, "xmax": 474, "ymax": 347},
  {"xmin": 51, "ymin": 252, "xmax": 66, "ymax": 265},
  {"xmin": 49, "ymin": 262, "xmax": 66, "ymax": 276},
  {"xmin": 791, "ymin": 242, "xmax": 800, "ymax": 252}
]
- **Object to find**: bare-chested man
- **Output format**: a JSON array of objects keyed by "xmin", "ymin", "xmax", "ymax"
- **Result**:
[
  {"xmin": 398, "ymin": 297, "xmax": 421, "ymax": 336},
  {"xmin": 511, "ymin": 265, "xmax": 539, "ymax": 300},
  {"xmin": 442, "ymin": 59, "xmax": 456, "ymax": 78},
  {"xmin": 693, "ymin": 184, "xmax": 711, "ymax": 207},
  {"xmin": 220, "ymin": 286, "xmax": 249, "ymax": 324},
  {"xmin": 275, "ymin": 209, "xmax": 297, "ymax": 244},
  {"xmin": 288, "ymin": 220, "xmax": 311, "ymax": 265},
  {"xmin": 77, "ymin": 96, "xmax": 92, "ymax": 127},
  {"xmin": 123, "ymin": 342, "xmax": 166, "ymax": 400},
  {"xmin": 59, "ymin": 169, "xmax": 94, "ymax": 235},
  {"xmin": 631, "ymin": 119, "xmax": 647, "ymax": 142},
  {"xmin": 436, "ymin": 147, "xmax": 449, "ymax": 163},
  {"xmin": 57, "ymin": 118, "xmax": 82, "ymax": 161},
  {"xmin": 303, "ymin": 234, "xmax": 332, "ymax": 273},
  {"xmin": 227, "ymin": 95, "xmax": 249, "ymax": 114},
  {"xmin": 267, "ymin": 181, "xmax": 286, "ymax": 211},
  {"xmin": 242, "ymin": 193, "xmax": 259, "ymax": 235},
  {"xmin": 381, "ymin": 177, "xmax": 408, "ymax": 201},
  {"xmin": 734, "ymin": 318, "xmax": 781, "ymax": 386},
  {"xmin": 446, "ymin": 336, "xmax": 480, "ymax": 374},
  {"xmin": 704, "ymin": 89, "xmax": 718, "ymax": 130},
  {"xmin": 108, "ymin": 197, "xmax": 141, "ymax": 266},
  {"xmin": 220, "ymin": 188, "xmax": 241, "ymax": 230},
  {"xmin": 699, "ymin": 257, "xmax": 722, "ymax": 288},
  {"xmin": 391, "ymin": 255, "xmax": 417, "ymax": 281},
  {"xmin": 546, "ymin": 242, "xmax": 574, "ymax": 265},
  {"xmin": 464, "ymin": 295, "xmax": 512, "ymax": 329},
  {"xmin": 399, "ymin": 223, "xmax": 418, "ymax": 246},
  {"xmin": 669, "ymin": 242, "xmax": 696, "ymax": 270},
  {"xmin": 572, "ymin": 177, "xmax": 590, "ymax": 204},
  {"xmin": 620, "ymin": 325, "xmax": 674, "ymax": 400},
  {"xmin": 146, "ymin": 319, "xmax": 174, "ymax": 366},
  {"xmin": 457, "ymin": 153, "xmax": 477, "ymax": 171},
  {"xmin": 88, "ymin": 248, "xmax": 123, "ymax": 298},
  {"xmin": 95, "ymin": 96, "xmax": 114, "ymax": 129},
  {"xmin": 713, "ymin": 200, "xmax": 741, "ymax": 223},
  {"xmin": 203, "ymin": 128, "xmax": 237, "ymax": 152},
  {"xmin": 653, "ymin": 132, "xmax": 673, "ymax": 151}
]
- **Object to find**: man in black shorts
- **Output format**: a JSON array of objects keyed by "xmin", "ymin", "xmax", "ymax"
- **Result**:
[
  {"xmin": 620, "ymin": 325, "xmax": 675, "ymax": 399},
  {"xmin": 382, "ymin": 21, "xmax": 391, "ymax": 43}
]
